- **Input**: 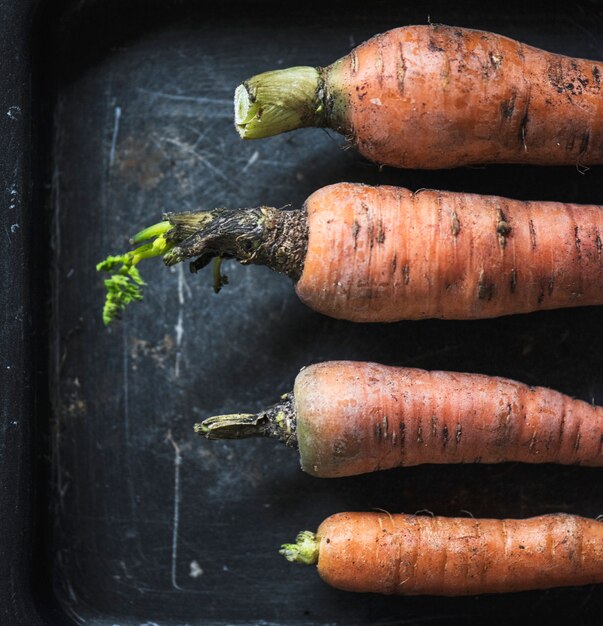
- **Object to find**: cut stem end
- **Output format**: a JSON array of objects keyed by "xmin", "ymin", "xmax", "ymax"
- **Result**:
[
  {"xmin": 194, "ymin": 413, "xmax": 264, "ymax": 440},
  {"xmin": 195, "ymin": 394, "xmax": 298, "ymax": 448},
  {"xmin": 234, "ymin": 67, "xmax": 323, "ymax": 139},
  {"xmin": 279, "ymin": 531, "xmax": 319, "ymax": 565}
]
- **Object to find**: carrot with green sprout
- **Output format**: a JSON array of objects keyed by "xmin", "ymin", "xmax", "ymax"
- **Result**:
[
  {"xmin": 97, "ymin": 183, "xmax": 603, "ymax": 324},
  {"xmin": 236, "ymin": 24, "xmax": 603, "ymax": 169},
  {"xmin": 195, "ymin": 360, "xmax": 603, "ymax": 477},
  {"xmin": 281, "ymin": 512, "xmax": 603, "ymax": 595}
]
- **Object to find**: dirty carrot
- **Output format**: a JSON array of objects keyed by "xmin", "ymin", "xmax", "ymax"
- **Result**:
[
  {"xmin": 97, "ymin": 182, "xmax": 603, "ymax": 323},
  {"xmin": 235, "ymin": 24, "xmax": 603, "ymax": 169},
  {"xmin": 280, "ymin": 512, "xmax": 603, "ymax": 595},
  {"xmin": 195, "ymin": 360, "xmax": 603, "ymax": 477}
]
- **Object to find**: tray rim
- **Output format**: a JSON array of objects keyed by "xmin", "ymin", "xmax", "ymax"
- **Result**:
[
  {"xmin": 5, "ymin": 1, "xmax": 603, "ymax": 624},
  {"xmin": 0, "ymin": 0, "xmax": 48, "ymax": 622}
]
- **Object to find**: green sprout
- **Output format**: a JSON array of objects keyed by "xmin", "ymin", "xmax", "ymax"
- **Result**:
[
  {"xmin": 96, "ymin": 221, "xmax": 173, "ymax": 325},
  {"xmin": 279, "ymin": 531, "xmax": 319, "ymax": 565},
  {"xmin": 96, "ymin": 206, "xmax": 271, "ymax": 325}
]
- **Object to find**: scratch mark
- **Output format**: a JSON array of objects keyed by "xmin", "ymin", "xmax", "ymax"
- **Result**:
[
  {"xmin": 174, "ymin": 312, "xmax": 183, "ymax": 379},
  {"xmin": 184, "ymin": 123, "xmax": 210, "ymax": 149},
  {"xmin": 161, "ymin": 136, "xmax": 233, "ymax": 186},
  {"xmin": 65, "ymin": 606, "xmax": 88, "ymax": 624},
  {"xmin": 241, "ymin": 150, "xmax": 259, "ymax": 173},
  {"xmin": 123, "ymin": 322, "xmax": 137, "ymax": 516},
  {"xmin": 8, "ymin": 185, "xmax": 18, "ymax": 210},
  {"xmin": 174, "ymin": 265, "xmax": 189, "ymax": 378},
  {"xmin": 66, "ymin": 579, "xmax": 78, "ymax": 602},
  {"xmin": 177, "ymin": 262, "xmax": 191, "ymax": 302},
  {"xmin": 122, "ymin": 324, "xmax": 130, "ymax": 444},
  {"xmin": 137, "ymin": 87, "xmax": 232, "ymax": 107},
  {"xmin": 109, "ymin": 105, "xmax": 122, "ymax": 167},
  {"xmin": 166, "ymin": 430, "xmax": 183, "ymax": 591},
  {"xmin": 175, "ymin": 309, "xmax": 184, "ymax": 341}
]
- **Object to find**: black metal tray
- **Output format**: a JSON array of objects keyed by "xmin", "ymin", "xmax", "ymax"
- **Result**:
[{"xmin": 3, "ymin": 1, "xmax": 603, "ymax": 623}]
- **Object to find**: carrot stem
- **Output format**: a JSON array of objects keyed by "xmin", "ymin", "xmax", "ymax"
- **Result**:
[
  {"xmin": 97, "ymin": 206, "xmax": 308, "ymax": 324},
  {"xmin": 194, "ymin": 413, "xmax": 270, "ymax": 439},
  {"xmin": 235, "ymin": 67, "xmax": 324, "ymax": 139},
  {"xmin": 194, "ymin": 394, "xmax": 298, "ymax": 447},
  {"xmin": 164, "ymin": 206, "xmax": 307, "ymax": 279},
  {"xmin": 280, "ymin": 531, "xmax": 319, "ymax": 565}
]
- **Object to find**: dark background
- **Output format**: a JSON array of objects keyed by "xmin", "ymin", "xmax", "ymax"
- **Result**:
[{"xmin": 2, "ymin": 0, "xmax": 603, "ymax": 624}]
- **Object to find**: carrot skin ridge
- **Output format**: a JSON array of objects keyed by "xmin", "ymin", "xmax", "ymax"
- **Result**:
[{"xmin": 305, "ymin": 512, "xmax": 603, "ymax": 595}]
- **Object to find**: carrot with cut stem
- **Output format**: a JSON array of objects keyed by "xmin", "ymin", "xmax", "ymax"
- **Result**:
[
  {"xmin": 281, "ymin": 512, "xmax": 603, "ymax": 595},
  {"xmin": 235, "ymin": 24, "xmax": 603, "ymax": 169},
  {"xmin": 97, "ymin": 182, "xmax": 603, "ymax": 323},
  {"xmin": 195, "ymin": 360, "xmax": 603, "ymax": 477}
]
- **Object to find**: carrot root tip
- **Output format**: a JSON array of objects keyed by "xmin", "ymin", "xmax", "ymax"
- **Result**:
[{"xmin": 279, "ymin": 531, "xmax": 319, "ymax": 565}]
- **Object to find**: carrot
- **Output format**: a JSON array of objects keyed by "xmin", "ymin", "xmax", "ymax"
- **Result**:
[
  {"xmin": 280, "ymin": 512, "xmax": 603, "ymax": 595},
  {"xmin": 195, "ymin": 360, "xmax": 603, "ymax": 477},
  {"xmin": 97, "ymin": 182, "xmax": 603, "ymax": 323},
  {"xmin": 235, "ymin": 24, "xmax": 603, "ymax": 169}
]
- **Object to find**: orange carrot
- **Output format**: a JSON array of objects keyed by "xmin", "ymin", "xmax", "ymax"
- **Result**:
[
  {"xmin": 235, "ymin": 24, "xmax": 603, "ymax": 169},
  {"xmin": 98, "ymin": 182, "xmax": 603, "ymax": 323},
  {"xmin": 295, "ymin": 183, "xmax": 603, "ymax": 321},
  {"xmin": 196, "ymin": 360, "xmax": 603, "ymax": 477},
  {"xmin": 280, "ymin": 512, "xmax": 603, "ymax": 595}
]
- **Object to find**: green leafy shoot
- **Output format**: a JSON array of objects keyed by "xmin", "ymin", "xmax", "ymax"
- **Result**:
[{"xmin": 96, "ymin": 220, "xmax": 173, "ymax": 325}]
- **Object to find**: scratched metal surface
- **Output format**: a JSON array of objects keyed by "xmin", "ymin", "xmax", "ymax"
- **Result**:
[{"xmin": 47, "ymin": 1, "xmax": 603, "ymax": 624}]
